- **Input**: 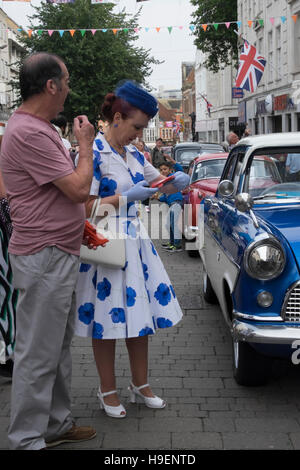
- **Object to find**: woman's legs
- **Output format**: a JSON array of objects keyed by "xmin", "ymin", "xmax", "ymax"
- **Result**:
[
  {"xmin": 92, "ymin": 338, "xmax": 123, "ymax": 407},
  {"xmin": 125, "ymin": 336, "xmax": 155, "ymax": 398}
]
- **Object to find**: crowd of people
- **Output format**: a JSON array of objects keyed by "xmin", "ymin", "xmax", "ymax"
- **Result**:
[{"xmin": 0, "ymin": 52, "xmax": 190, "ymax": 450}]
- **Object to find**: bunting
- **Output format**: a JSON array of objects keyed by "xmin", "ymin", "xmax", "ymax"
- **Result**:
[{"xmin": 0, "ymin": 13, "xmax": 297, "ymax": 36}]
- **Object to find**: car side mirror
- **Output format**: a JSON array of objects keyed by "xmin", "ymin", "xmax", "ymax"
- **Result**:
[
  {"xmin": 218, "ymin": 180, "xmax": 234, "ymax": 197},
  {"xmin": 234, "ymin": 193, "xmax": 254, "ymax": 212},
  {"xmin": 234, "ymin": 193, "xmax": 259, "ymax": 228}
]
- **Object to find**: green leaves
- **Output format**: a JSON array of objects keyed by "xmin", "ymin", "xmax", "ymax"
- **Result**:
[
  {"xmin": 190, "ymin": 0, "xmax": 238, "ymax": 73},
  {"xmin": 14, "ymin": 0, "xmax": 157, "ymax": 125}
]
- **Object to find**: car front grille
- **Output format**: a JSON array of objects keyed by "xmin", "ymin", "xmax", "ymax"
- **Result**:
[{"xmin": 283, "ymin": 282, "xmax": 300, "ymax": 322}]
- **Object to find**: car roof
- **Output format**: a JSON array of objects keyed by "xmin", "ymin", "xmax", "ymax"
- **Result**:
[
  {"xmin": 174, "ymin": 142, "xmax": 202, "ymax": 148},
  {"xmin": 236, "ymin": 132, "xmax": 300, "ymax": 148},
  {"xmin": 194, "ymin": 153, "xmax": 229, "ymax": 163}
]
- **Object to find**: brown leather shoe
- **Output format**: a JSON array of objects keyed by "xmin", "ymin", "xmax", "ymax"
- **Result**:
[{"xmin": 45, "ymin": 424, "xmax": 96, "ymax": 448}]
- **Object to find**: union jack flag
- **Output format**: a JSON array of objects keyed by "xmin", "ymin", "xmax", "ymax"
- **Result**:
[{"xmin": 235, "ymin": 41, "xmax": 266, "ymax": 93}]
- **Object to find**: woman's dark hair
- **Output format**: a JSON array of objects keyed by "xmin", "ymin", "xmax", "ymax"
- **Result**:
[
  {"xmin": 19, "ymin": 52, "xmax": 65, "ymax": 101},
  {"xmin": 101, "ymin": 93, "xmax": 138, "ymax": 123}
]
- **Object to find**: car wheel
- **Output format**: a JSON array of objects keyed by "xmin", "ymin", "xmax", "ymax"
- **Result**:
[
  {"xmin": 203, "ymin": 268, "xmax": 217, "ymax": 303},
  {"xmin": 232, "ymin": 340, "xmax": 271, "ymax": 386}
]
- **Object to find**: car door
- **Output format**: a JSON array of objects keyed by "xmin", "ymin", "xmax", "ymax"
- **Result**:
[{"xmin": 203, "ymin": 148, "xmax": 247, "ymax": 314}]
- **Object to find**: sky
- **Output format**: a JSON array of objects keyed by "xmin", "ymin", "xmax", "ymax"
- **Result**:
[{"xmin": 0, "ymin": 0, "xmax": 197, "ymax": 91}]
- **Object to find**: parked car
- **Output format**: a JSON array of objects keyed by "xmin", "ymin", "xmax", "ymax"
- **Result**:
[
  {"xmin": 182, "ymin": 153, "xmax": 228, "ymax": 246},
  {"xmin": 172, "ymin": 142, "xmax": 225, "ymax": 171},
  {"xmin": 200, "ymin": 133, "xmax": 300, "ymax": 386}
]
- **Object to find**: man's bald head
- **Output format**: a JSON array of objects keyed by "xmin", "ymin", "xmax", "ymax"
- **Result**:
[{"xmin": 19, "ymin": 52, "xmax": 65, "ymax": 101}]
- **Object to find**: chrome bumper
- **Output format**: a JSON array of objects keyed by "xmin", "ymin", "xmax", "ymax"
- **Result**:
[{"xmin": 232, "ymin": 319, "xmax": 300, "ymax": 345}]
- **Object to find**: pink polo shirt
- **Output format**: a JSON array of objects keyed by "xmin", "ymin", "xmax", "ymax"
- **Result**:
[{"xmin": 0, "ymin": 111, "xmax": 85, "ymax": 256}]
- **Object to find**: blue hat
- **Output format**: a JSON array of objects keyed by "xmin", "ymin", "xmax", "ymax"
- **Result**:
[{"xmin": 115, "ymin": 81, "xmax": 158, "ymax": 118}]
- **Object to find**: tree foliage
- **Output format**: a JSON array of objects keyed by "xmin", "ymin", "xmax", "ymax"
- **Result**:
[
  {"xmin": 16, "ymin": 0, "xmax": 158, "ymax": 124},
  {"xmin": 190, "ymin": 0, "xmax": 238, "ymax": 73}
]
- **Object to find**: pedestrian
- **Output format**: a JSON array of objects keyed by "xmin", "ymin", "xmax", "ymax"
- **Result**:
[
  {"xmin": 135, "ymin": 139, "xmax": 152, "ymax": 164},
  {"xmin": 75, "ymin": 80, "xmax": 189, "ymax": 418},
  {"xmin": 151, "ymin": 137, "xmax": 169, "ymax": 168},
  {"xmin": 226, "ymin": 132, "xmax": 239, "ymax": 151},
  {"xmin": 285, "ymin": 153, "xmax": 300, "ymax": 181},
  {"xmin": 0, "ymin": 135, "xmax": 17, "ymax": 379},
  {"xmin": 158, "ymin": 161, "xmax": 184, "ymax": 253},
  {"xmin": 0, "ymin": 52, "xmax": 96, "ymax": 450}
]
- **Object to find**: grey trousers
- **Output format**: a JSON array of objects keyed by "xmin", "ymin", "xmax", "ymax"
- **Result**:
[{"xmin": 8, "ymin": 246, "xmax": 80, "ymax": 450}]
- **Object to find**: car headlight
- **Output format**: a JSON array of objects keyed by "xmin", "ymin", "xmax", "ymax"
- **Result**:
[{"xmin": 244, "ymin": 238, "xmax": 286, "ymax": 280}]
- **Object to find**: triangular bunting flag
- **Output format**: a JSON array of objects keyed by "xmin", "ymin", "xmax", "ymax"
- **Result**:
[
  {"xmin": 236, "ymin": 21, "xmax": 241, "ymax": 28},
  {"xmin": 189, "ymin": 25, "xmax": 195, "ymax": 31},
  {"xmin": 112, "ymin": 29, "xmax": 118, "ymax": 35},
  {"xmin": 156, "ymin": 27, "xmax": 160, "ymax": 32},
  {"xmin": 247, "ymin": 20, "xmax": 253, "ymax": 28},
  {"xmin": 37, "ymin": 30, "xmax": 43, "ymax": 36},
  {"xmin": 145, "ymin": 27, "xmax": 149, "ymax": 32},
  {"xmin": 80, "ymin": 29, "xmax": 86, "ymax": 36},
  {"xmin": 48, "ymin": 30, "xmax": 54, "ymax": 36},
  {"xmin": 179, "ymin": 26, "xmax": 183, "ymax": 30},
  {"xmin": 201, "ymin": 24, "xmax": 208, "ymax": 32},
  {"xmin": 258, "ymin": 19, "xmax": 264, "ymax": 26},
  {"xmin": 225, "ymin": 22, "xmax": 231, "ymax": 29},
  {"xmin": 59, "ymin": 30, "xmax": 64, "ymax": 37},
  {"xmin": 134, "ymin": 28, "xmax": 139, "ymax": 33},
  {"xmin": 102, "ymin": 28, "xmax": 107, "ymax": 32},
  {"xmin": 213, "ymin": 23, "xmax": 219, "ymax": 30},
  {"xmin": 91, "ymin": 29, "xmax": 97, "ymax": 35},
  {"xmin": 270, "ymin": 17, "xmax": 275, "ymax": 25},
  {"xmin": 167, "ymin": 26, "xmax": 172, "ymax": 34},
  {"xmin": 292, "ymin": 15, "xmax": 298, "ymax": 23},
  {"xmin": 27, "ymin": 29, "xmax": 33, "ymax": 37},
  {"xmin": 69, "ymin": 30, "xmax": 76, "ymax": 37},
  {"xmin": 281, "ymin": 16, "xmax": 287, "ymax": 23},
  {"xmin": 123, "ymin": 28, "xmax": 129, "ymax": 33}
]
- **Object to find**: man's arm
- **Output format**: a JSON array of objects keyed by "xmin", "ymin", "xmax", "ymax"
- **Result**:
[{"xmin": 53, "ymin": 116, "xmax": 94, "ymax": 203}]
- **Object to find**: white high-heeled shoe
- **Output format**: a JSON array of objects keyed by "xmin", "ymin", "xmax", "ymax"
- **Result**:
[
  {"xmin": 97, "ymin": 388, "xmax": 126, "ymax": 418},
  {"xmin": 128, "ymin": 382, "xmax": 166, "ymax": 409}
]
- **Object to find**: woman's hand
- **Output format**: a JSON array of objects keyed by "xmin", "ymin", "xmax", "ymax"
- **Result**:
[{"xmin": 122, "ymin": 180, "xmax": 157, "ymax": 203}]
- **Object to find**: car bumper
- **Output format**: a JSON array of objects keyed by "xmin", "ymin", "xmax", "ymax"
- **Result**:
[{"xmin": 232, "ymin": 319, "xmax": 300, "ymax": 345}]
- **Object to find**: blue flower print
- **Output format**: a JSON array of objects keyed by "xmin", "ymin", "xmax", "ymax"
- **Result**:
[
  {"xmin": 121, "ymin": 261, "xmax": 128, "ymax": 271},
  {"xmin": 80, "ymin": 263, "xmax": 91, "ymax": 272},
  {"xmin": 151, "ymin": 242, "xmax": 157, "ymax": 256},
  {"xmin": 92, "ymin": 270, "xmax": 97, "ymax": 289},
  {"xmin": 109, "ymin": 308, "xmax": 126, "ymax": 324},
  {"xmin": 170, "ymin": 284, "xmax": 176, "ymax": 299},
  {"xmin": 99, "ymin": 177, "xmax": 117, "ymax": 197},
  {"xmin": 154, "ymin": 283, "xmax": 171, "ymax": 306},
  {"xmin": 143, "ymin": 263, "xmax": 149, "ymax": 281},
  {"xmin": 139, "ymin": 326, "xmax": 154, "ymax": 336},
  {"xmin": 131, "ymin": 149, "xmax": 145, "ymax": 167},
  {"xmin": 157, "ymin": 317, "xmax": 173, "ymax": 328},
  {"xmin": 93, "ymin": 157, "xmax": 102, "ymax": 181},
  {"xmin": 97, "ymin": 277, "xmax": 111, "ymax": 301},
  {"xmin": 131, "ymin": 172, "xmax": 144, "ymax": 184},
  {"xmin": 126, "ymin": 287, "xmax": 137, "ymax": 307},
  {"xmin": 92, "ymin": 321, "xmax": 104, "ymax": 339},
  {"xmin": 95, "ymin": 138, "xmax": 104, "ymax": 151},
  {"xmin": 78, "ymin": 302, "xmax": 95, "ymax": 325},
  {"xmin": 124, "ymin": 220, "xmax": 137, "ymax": 238}
]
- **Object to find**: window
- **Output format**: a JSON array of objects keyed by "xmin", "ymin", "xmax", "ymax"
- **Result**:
[{"xmin": 276, "ymin": 26, "xmax": 281, "ymax": 80}]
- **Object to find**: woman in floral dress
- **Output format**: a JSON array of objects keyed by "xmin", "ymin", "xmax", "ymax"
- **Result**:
[{"xmin": 75, "ymin": 81, "xmax": 189, "ymax": 418}]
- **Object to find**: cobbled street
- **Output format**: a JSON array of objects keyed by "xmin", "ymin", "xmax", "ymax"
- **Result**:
[{"xmin": 2, "ymin": 207, "xmax": 300, "ymax": 451}]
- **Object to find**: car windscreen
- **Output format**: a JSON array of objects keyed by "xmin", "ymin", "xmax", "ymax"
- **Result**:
[
  {"xmin": 191, "ymin": 159, "xmax": 226, "ymax": 183},
  {"xmin": 244, "ymin": 147, "xmax": 300, "ymax": 199},
  {"xmin": 175, "ymin": 149, "xmax": 201, "ymax": 164}
]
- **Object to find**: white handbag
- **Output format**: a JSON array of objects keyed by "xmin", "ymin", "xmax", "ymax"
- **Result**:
[{"xmin": 80, "ymin": 198, "xmax": 126, "ymax": 268}]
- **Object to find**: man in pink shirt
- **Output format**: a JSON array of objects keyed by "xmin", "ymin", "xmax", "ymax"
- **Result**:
[{"xmin": 0, "ymin": 52, "xmax": 96, "ymax": 450}]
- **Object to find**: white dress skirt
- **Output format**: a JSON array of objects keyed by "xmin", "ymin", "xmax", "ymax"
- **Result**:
[{"xmin": 74, "ymin": 132, "xmax": 183, "ymax": 340}]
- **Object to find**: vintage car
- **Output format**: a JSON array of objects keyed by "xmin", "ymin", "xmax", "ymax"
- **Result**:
[
  {"xmin": 182, "ymin": 153, "xmax": 228, "ymax": 247},
  {"xmin": 172, "ymin": 142, "xmax": 225, "ymax": 171},
  {"xmin": 200, "ymin": 133, "xmax": 300, "ymax": 385}
]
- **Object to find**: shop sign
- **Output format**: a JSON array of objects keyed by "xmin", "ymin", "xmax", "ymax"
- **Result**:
[
  {"xmin": 274, "ymin": 94, "xmax": 288, "ymax": 111},
  {"xmin": 232, "ymin": 87, "xmax": 244, "ymax": 99}
]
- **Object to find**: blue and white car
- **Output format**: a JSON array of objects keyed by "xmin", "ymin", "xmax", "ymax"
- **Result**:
[{"xmin": 200, "ymin": 133, "xmax": 300, "ymax": 385}]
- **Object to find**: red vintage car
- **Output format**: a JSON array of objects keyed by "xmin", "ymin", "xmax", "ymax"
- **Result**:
[{"xmin": 183, "ymin": 153, "xmax": 229, "ymax": 249}]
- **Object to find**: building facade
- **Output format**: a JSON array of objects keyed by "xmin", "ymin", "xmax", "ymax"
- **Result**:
[
  {"xmin": 194, "ymin": 49, "xmax": 239, "ymax": 144},
  {"xmin": 0, "ymin": 9, "xmax": 24, "ymax": 131},
  {"xmin": 182, "ymin": 62, "xmax": 195, "ymax": 141},
  {"xmin": 237, "ymin": 0, "xmax": 300, "ymax": 134}
]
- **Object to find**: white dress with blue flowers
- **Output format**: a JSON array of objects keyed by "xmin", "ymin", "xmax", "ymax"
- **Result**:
[{"xmin": 75, "ymin": 132, "xmax": 183, "ymax": 340}]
